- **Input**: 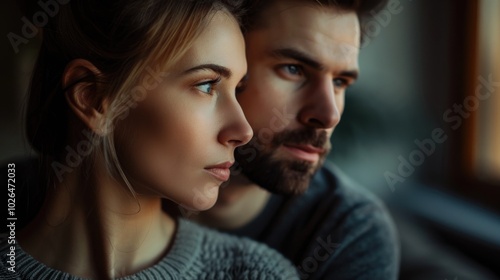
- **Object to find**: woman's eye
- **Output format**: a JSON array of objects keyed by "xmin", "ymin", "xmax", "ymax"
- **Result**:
[
  {"xmin": 195, "ymin": 77, "xmax": 221, "ymax": 95},
  {"xmin": 196, "ymin": 82, "xmax": 213, "ymax": 94}
]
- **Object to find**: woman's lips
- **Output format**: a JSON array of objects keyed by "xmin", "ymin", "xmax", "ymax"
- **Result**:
[
  {"xmin": 281, "ymin": 144, "xmax": 324, "ymax": 162},
  {"xmin": 204, "ymin": 162, "xmax": 233, "ymax": 182}
]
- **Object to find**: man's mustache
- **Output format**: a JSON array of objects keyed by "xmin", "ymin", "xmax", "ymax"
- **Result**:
[{"xmin": 271, "ymin": 128, "xmax": 329, "ymax": 151}]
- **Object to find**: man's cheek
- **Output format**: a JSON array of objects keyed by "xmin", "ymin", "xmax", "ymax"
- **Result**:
[{"xmin": 325, "ymin": 130, "xmax": 335, "ymax": 141}]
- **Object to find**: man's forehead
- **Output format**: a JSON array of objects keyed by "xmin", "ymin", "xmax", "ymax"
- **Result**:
[
  {"xmin": 266, "ymin": 2, "xmax": 359, "ymax": 41},
  {"xmin": 255, "ymin": 1, "xmax": 360, "ymax": 70}
]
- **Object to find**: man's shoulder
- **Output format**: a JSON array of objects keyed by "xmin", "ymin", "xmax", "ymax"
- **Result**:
[
  {"xmin": 267, "ymin": 160, "xmax": 395, "ymax": 236},
  {"xmin": 272, "ymin": 162, "xmax": 399, "ymax": 279},
  {"xmin": 311, "ymin": 160, "xmax": 388, "ymax": 214},
  {"xmin": 306, "ymin": 161, "xmax": 398, "ymax": 256}
]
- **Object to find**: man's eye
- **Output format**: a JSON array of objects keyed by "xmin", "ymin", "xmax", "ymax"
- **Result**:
[
  {"xmin": 236, "ymin": 76, "xmax": 248, "ymax": 94},
  {"xmin": 277, "ymin": 64, "xmax": 305, "ymax": 81},
  {"xmin": 333, "ymin": 78, "xmax": 349, "ymax": 89},
  {"xmin": 283, "ymin": 64, "xmax": 303, "ymax": 76}
]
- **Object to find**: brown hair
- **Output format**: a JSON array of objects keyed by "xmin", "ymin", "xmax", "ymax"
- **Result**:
[
  {"xmin": 241, "ymin": 0, "xmax": 388, "ymax": 40},
  {"xmin": 25, "ymin": 0, "xmax": 244, "ymax": 189}
]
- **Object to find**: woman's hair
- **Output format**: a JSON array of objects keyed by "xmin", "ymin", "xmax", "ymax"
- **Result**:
[{"xmin": 25, "ymin": 0, "xmax": 244, "ymax": 191}]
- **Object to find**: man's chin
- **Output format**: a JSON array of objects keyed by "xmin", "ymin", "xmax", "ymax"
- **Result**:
[
  {"xmin": 235, "ymin": 131, "xmax": 329, "ymax": 195},
  {"xmin": 239, "ymin": 155, "xmax": 319, "ymax": 196}
]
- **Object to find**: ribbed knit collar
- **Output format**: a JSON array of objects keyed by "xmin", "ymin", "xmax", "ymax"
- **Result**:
[{"xmin": 9, "ymin": 218, "xmax": 201, "ymax": 279}]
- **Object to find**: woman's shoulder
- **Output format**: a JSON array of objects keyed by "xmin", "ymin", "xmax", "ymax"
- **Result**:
[
  {"xmin": 179, "ymin": 218, "xmax": 299, "ymax": 279},
  {"xmin": 0, "ymin": 265, "xmax": 21, "ymax": 280}
]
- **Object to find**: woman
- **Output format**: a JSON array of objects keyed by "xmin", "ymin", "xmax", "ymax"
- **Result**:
[{"xmin": 0, "ymin": 0, "xmax": 298, "ymax": 279}]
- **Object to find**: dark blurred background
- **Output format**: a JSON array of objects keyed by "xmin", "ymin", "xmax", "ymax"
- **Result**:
[{"xmin": 1, "ymin": 0, "xmax": 499, "ymax": 279}]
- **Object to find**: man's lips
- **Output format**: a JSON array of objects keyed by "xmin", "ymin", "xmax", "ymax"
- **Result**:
[
  {"xmin": 204, "ymin": 161, "xmax": 234, "ymax": 182},
  {"xmin": 281, "ymin": 144, "xmax": 325, "ymax": 162}
]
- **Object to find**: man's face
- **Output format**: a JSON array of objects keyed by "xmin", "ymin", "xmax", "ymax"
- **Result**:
[{"xmin": 235, "ymin": 0, "xmax": 360, "ymax": 195}]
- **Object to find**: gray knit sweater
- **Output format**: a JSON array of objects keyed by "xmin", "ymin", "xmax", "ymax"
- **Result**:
[{"xmin": 0, "ymin": 219, "xmax": 299, "ymax": 279}]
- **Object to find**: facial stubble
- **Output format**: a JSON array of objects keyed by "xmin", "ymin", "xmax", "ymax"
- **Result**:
[{"xmin": 234, "ymin": 128, "xmax": 330, "ymax": 195}]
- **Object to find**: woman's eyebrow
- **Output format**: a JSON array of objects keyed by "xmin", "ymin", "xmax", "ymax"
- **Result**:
[{"xmin": 183, "ymin": 64, "xmax": 232, "ymax": 78}]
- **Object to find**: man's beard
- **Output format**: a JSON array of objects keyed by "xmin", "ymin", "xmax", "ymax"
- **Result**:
[{"xmin": 233, "ymin": 128, "xmax": 330, "ymax": 195}]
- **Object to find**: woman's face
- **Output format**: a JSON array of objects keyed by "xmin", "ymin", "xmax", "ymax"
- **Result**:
[{"xmin": 116, "ymin": 11, "xmax": 251, "ymax": 211}]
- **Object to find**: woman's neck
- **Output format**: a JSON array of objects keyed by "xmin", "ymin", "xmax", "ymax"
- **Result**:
[{"xmin": 18, "ymin": 159, "xmax": 176, "ymax": 279}]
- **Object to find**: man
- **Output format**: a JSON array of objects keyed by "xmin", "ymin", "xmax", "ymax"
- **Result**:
[{"xmin": 190, "ymin": 0, "xmax": 400, "ymax": 279}]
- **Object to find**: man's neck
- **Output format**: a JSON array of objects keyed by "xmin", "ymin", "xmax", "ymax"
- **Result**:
[{"xmin": 192, "ymin": 174, "xmax": 271, "ymax": 230}]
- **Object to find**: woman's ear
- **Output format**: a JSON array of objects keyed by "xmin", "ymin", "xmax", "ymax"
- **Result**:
[{"xmin": 63, "ymin": 59, "xmax": 109, "ymax": 135}]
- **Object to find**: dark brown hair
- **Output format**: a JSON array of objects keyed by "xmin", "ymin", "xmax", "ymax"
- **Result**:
[{"xmin": 241, "ymin": 0, "xmax": 388, "ymax": 40}]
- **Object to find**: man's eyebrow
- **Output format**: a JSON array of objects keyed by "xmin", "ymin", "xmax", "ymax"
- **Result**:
[
  {"xmin": 183, "ymin": 64, "xmax": 232, "ymax": 78},
  {"xmin": 339, "ymin": 70, "xmax": 359, "ymax": 81},
  {"xmin": 271, "ymin": 48, "xmax": 324, "ymax": 71},
  {"xmin": 271, "ymin": 48, "xmax": 359, "ymax": 80}
]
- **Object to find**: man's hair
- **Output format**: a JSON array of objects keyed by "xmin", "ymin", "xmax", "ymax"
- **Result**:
[{"xmin": 242, "ymin": 0, "xmax": 388, "ymax": 40}]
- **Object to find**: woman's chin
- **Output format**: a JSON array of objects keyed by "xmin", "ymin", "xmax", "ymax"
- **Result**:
[{"xmin": 174, "ymin": 188, "xmax": 220, "ymax": 213}]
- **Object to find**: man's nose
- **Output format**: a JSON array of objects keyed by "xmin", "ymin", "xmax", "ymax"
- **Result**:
[{"xmin": 298, "ymin": 79, "xmax": 341, "ymax": 129}]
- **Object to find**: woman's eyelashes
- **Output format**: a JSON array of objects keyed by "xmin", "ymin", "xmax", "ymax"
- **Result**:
[
  {"xmin": 194, "ymin": 76, "xmax": 222, "ymax": 95},
  {"xmin": 193, "ymin": 76, "xmax": 248, "ymax": 96}
]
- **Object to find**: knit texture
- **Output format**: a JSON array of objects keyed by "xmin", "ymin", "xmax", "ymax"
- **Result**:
[
  {"xmin": 0, "ymin": 219, "xmax": 298, "ymax": 279},
  {"xmin": 227, "ymin": 162, "xmax": 400, "ymax": 280}
]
